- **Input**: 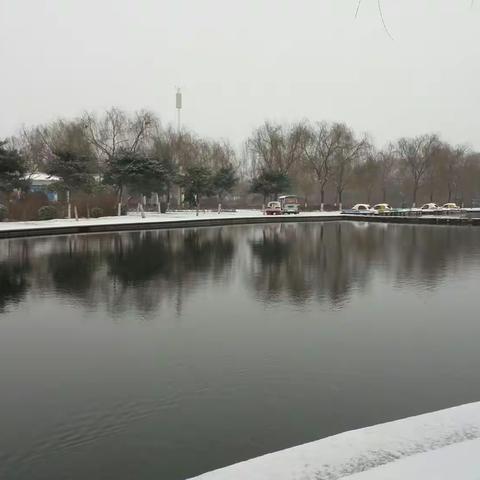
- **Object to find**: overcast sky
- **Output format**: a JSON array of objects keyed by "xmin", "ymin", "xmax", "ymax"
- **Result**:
[{"xmin": 1, "ymin": 0, "xmax": 479, "ymax": 149}]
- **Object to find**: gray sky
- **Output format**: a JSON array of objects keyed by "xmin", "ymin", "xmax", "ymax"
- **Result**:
[{"xmin": 1, "ymin": 0, "xmax": 479, "ymax": 149}]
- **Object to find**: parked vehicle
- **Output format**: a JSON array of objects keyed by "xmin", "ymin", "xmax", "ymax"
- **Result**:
[
  {"xmin": 442, "ymin": 203, "xmax": 460, "ymax": 210},
  {"xmin": 373, "ymin": 203, "xmax": 392, "ymax": 214},
  {"xmin": 352, "ymin": 204, "xmax": 373, "ymax": 212},
  {"xmin": 283, "ymin": 203, "xmax": 300, "ymax": 214},
  {"xmin": 419, "ymin": 203, "xmax": 442, "ymax": 212},
  {"xmin": 342, "ymin": 204, "xmax": 374, "ymax": 215},
  {"xmin": 265, "ymin": 201, "xmax": 282, "ymax": 215},
  {"xmin": 278, "ymin": 195, "xmax": 300, "ymax": 214}
]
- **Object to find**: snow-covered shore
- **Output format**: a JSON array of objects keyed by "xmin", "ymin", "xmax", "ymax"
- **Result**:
[
  {"xmin": 189, "ymin": 402, "xmax": 480, "ymax": 480},
  {"xmin": 0, "ymin": 210, "xmax": 340, "ymax": 232}
]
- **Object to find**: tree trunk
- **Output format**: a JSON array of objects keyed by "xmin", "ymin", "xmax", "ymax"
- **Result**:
[
  {"xmin": 412, "ymin": 183, "xmax": 418, "ymax": 207},
  {"xmin": 67, "ymin": 190, "xmax": 71, "ymax": 219},
  {"xmin": 320, "ymin": 188, "xmax": 325, "ymax": 212}
]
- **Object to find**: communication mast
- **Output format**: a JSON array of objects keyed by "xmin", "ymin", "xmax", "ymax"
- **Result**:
[{"xmin": 176, "ymin": 87, "xmax": 182, "ymax": 132}]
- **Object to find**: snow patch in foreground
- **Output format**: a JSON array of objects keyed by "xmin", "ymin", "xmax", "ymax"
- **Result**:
[
  {"xmin": 189, "ymin": 402, "xmax": 480, "ymax": 480},
  {"xmin": 347, "ymin": 437, "xmax": 480, "ymax": 480}
]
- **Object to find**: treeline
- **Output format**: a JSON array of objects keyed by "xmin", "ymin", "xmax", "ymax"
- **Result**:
[
  {"xmin": 247, "ymin": 121, "xmax": 480, "ymax": 209},
  {"xmin": 1, "ymin": 108, "xmax": 480, "ymax": 220},
  {"xmin": 0, "ymin": 109, "xmax": 239, "ymax": 219}
]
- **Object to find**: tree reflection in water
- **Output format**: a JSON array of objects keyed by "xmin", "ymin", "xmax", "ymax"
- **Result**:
[
  {"xmin": 0, "ymin": 261, "xmax": 30, "ymax": 312},
  {"xmin": 1, "ymin": 222, "xmax": 479, "ymax": 314},
  {"xmin": 248, "ymin": 222, "xmax": 480, "ymax": 306},
  {"xmin": 0, "ymin": 228, "xmax": 236, "ymax": 317}
]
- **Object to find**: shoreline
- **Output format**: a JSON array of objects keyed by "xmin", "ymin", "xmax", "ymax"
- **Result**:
[
  {"xmin": 1, "ymin": 210, "xmax": 480, "ymax": 239},
  {"xmin": 188, "ymin": 402, "xmax": 480, "ymax": 480},
  {"xmin": 0, "ymin": 210, "xmax": 340, "ymax": 239}
]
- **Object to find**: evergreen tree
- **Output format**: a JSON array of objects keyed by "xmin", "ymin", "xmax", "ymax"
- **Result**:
[
  {"xmin": 103, "ymin": 150, "xmax": 168, "ymax": 199},
  {"xmin": 212, "ymin": 164, "xmax": 238, "ymax": 201},
  {"xmin": 46, "ymin": 150, "xmax": 96, "ymax": 194},
  {"xmin": 0, "ymin": 141, "xmax": 29, "ymax": 194},
  {"xmin": 179, "ymin": 165, "xmax": 213, "ymax": 209},
  {"xmin": 251, "ymin": 169, "xmax": 291, "ymax": 204}
]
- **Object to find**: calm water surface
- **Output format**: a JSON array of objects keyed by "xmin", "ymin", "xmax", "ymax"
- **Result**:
[{"xmin": 1, "ymin": 222, "xmax": 480, "ymax": 480}]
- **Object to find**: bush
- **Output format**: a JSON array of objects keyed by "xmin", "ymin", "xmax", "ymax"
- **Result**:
[
  {"xmin": 90, "ymin": 207, "xmax": 104, "ymax": 218},
  {"xmin": 0, "ymin": 204, "xmax": 8, "ymax": 221},
  {"xmin": 7, "ymin": 192, "xmax": 50, "ymax": 221},
  {"xmin": 70, "ymin": 191, "xmax": 117, "ymax": 217},
  {"xmin": 38, "ymin": 205, "xmax": 58, "ymax": 221}
]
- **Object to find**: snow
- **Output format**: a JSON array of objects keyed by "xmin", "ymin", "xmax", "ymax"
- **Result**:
[
  {"xmin": 27, "ymin": 172, "xmax": 59, "ymax": 182},
  {"xmin": 0, "ymin": 210, "xmax": 340, "ymax": 232},
  {"xmin": 188, "ymin": 402, "xmax": 480, "ymax": 480},
  {"xmin": 347, "ymin": 437, "xmax": 480, "ymax": 480}
]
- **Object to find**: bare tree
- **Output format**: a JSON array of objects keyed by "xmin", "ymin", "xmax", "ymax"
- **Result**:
[
  {"xmin": 354, "ymin": 149, "xmax": 381, "ymax": 204},
  {"xmin": 249, "ymin": 121, "xmax": 306, "ymax": 175},
  {"xmin": 435, "ymin": 143, "xmax": 467, "ymax": 203},
  {"xmin": 377, "ymin": 144, "xmax": 397, "ymax": 202},
  {"xmin": 301, "ymin": 122, "xmax": 344, "ymax": 210},
  {"xmin": 332, "ymin": 125, "xmax": 369, "ymax": 209},
  {"xmin": 82, "ymin": 108, "xmax": 157, "ymax": 162},
  {"xmin": 12, "ymin": 126, "xmax": 51, "ymax": 174},
  {"xmin": 397, "ymin": 134, "xmax": 439, "ymax": 207}
]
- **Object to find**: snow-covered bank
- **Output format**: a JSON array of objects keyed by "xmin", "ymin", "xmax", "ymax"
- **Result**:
[
  {"xmin": 189, "ymin": 402, "xmax": 480, "ymax": 480},
  {"xmin": 347, "ymin": 437, "xmax": 480, "ymax": 480},
  {"xmin": 0, "ymin": 210, "xmax": 340, "ymax": 232}
]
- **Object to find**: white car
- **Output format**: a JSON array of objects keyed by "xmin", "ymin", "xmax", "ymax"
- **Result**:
[
  {"xmin": 373, "ymin": 203, "xmax": 392, "ymax": 214},
  {"xmin": 351, "ymin": 204, "xmax": 373, "ymax": 212},
  {"xmin": 442, "ymin": 203, "xmax": 460, "ymax": 210},
  {"xmin": 419, "ymin": 203, "xmax": 442, "ymax": 212}
]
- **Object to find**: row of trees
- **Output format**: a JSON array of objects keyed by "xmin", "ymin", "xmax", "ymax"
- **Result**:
[
  {"xmin": 2, "ymin": 110, "xmax": 239, "ymax": 215},
  {"xmin": 247, "ymin": 121, "xmax": 480, "ymax": 208},
  {"xmin": 2, "ymin": 109, "xmax": 480, "ymax": 216}
]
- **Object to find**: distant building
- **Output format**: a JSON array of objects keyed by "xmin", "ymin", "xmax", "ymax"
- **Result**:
[{"xmin": 27, "ymin": 173, "xmax": 59, "ymax": 202}]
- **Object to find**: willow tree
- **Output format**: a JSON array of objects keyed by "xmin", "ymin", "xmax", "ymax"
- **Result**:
[
  {"xmin": 301, "ymin": 122, "xmax": 344, "ymax": 211},
  {"xmin": 248, "ymin": 121, "xmax": 306, "ymax": 175},
  {"xmin": 331, "ymin": 125, "xmax": 368, "ymax": 210},
  {"xmin": 397, "ymin": 134, "xmax": 439, "ymax": 207}
]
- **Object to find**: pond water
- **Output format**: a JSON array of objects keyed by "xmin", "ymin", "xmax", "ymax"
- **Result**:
[{"xmin": 1, "ymin": 222, "xmax": 480, "ymax": 480}]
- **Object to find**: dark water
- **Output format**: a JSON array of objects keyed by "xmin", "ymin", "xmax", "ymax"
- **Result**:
[{"xmin": 1, "ymin": 222, "xmax": 480, "ymax": 480}]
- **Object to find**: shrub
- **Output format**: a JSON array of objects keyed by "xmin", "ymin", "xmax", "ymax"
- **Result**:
[
  {"xmin": 7, "ymin": 192, "xmax": 49, "ymax": 221},
  {"xmin": 38, "ymin": 205, "xmax": 58, "ymax": 221},
  {"xmin": 90, "ymin": 207, "xmax": 104, "ymax": 218},
  {"xmin": 0, "ymin": 204, "xmax": 8, "ymax": 221}
]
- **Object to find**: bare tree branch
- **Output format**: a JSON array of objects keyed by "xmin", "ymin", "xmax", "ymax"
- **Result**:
[
  {"xmin": 377, "ymin": 0, "xmax": 394, "ymax": 40},
  {"xmin": 355, "ymin": 0, "xmax": 394, "ymax": 40}
]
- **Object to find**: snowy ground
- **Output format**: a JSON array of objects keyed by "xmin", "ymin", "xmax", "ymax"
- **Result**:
[
  {"xmin": 0, "ymin": 210, "xmax": 340, "ymax": 232},
  {"xmin": 189, "ymin": 402, "xmax": 480, "ymax": 480}
]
